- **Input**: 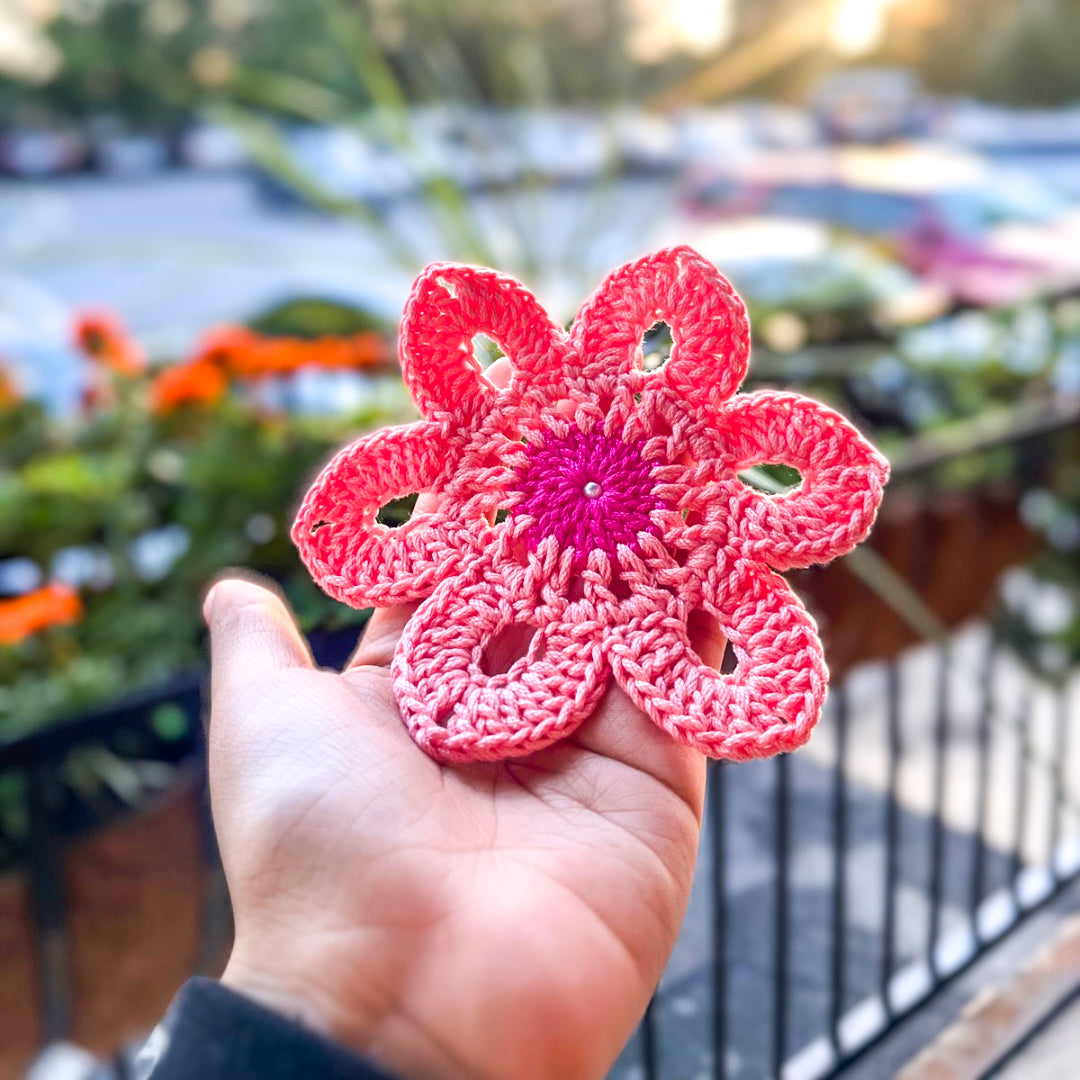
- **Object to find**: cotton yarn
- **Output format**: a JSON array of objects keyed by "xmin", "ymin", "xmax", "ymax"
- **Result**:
[{"xmin": 293, "ymin": 246, "xmax": 889, "ymax": 763}]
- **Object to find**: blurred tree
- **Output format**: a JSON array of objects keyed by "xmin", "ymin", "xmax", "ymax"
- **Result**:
[
  {"xmin": 5, "ymin": 0, "xmax": 1080, "ymax": 132},
  {"xmin": 881, "ymin": 0, "xmax": 1080, "ymax": 105},
  {"xmin": 0, "ymin": 0, "xmax": 648, "ymax": 130},
  {"xmin": 971, "ymin": 0, "xmax": 1080, "ymax": 105}
]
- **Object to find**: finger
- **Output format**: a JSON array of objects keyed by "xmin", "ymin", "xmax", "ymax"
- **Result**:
[
  {"xmin": 347, "ymin": 356, "xmax": 514, "ymax": 671},
  {"xmin": 484, "ymin": 355, "xmax": 513, "ymax": 388},
  {"xmin": 569, "ymin": 682, "xmax": 708, "ymax": 819},
  {"xmin": 206, "ymin": 576, "xmax": 314, "ymax": 702},
  {"xmin": 345, "ymin": 491, "xmax": 441, "ymax": 670},
  {"xmin": 566, "ymin": 617, "xmax": 725, "ymax": 819},
  {"xmin": 687, "ymin": 609, "xmax": 728, "ymax": 670},
  {"xmin": 347, "ymin": 600, "xmax": 420, "ymax": 669}
]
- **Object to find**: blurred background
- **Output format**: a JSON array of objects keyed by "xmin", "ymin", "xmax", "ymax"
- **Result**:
[{"xmin": 2, "ymin": 2, "xmax": 1080, "ymax": 1079}]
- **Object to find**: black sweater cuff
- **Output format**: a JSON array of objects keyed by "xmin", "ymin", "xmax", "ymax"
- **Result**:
[{"xmin": 139, "ymin": 977, "xmax": 398, "ymax": 1080}]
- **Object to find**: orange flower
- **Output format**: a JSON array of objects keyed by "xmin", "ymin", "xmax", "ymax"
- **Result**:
[
  {"xmin": 190, "ymin": 325, "xmax": 393, "ymax": 379},
  {"xmin": 0, "ymin": 364, "xmax": 19, "ymax": 407},
  {"xmin": 310, "ymin": 331, "xmax": 392, "ymax": 371},
  {"xmin": 193, "ymin": 325, "xmax": 262, "ymax": 371},
  {"xmin": 0, "ymin": 584, "xmax": 83, "ymax": 646},
  {"xmin": 73, "ymin": 310, "xmax": 146, "ymax": 376},
  {"xmin": 150, "ymin": 360, "xmax": 228, "ymax": 414},
  {"xmin": 147, "ymin": 324, "xmax": 395, "ymax": 414}
]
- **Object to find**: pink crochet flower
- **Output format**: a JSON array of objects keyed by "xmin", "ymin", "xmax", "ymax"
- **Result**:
[{"xmin": 293, "ymin": 246, "xmax": 889, "ymax": 764}]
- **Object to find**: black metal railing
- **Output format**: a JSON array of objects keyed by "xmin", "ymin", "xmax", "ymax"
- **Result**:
[
  {"xmin": 615, "ymin": 640, "xmax": 1078, "ymax": 1080},
  {"xmin": 0, "ymin": 626, "xmax": 367, "ymax": 1070},
  {"xmin": 0, "ymin": 674, "xmax": 213, "ymax": 1051},
  {"xmin": 7, "ymin": 625, "xmax": 1077, "ymax": 1080}
]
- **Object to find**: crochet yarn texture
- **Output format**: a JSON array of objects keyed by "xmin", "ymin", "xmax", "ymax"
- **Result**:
[{"xmin": 293, "ymin": 246, "xmax": 889, "ymax": 763}]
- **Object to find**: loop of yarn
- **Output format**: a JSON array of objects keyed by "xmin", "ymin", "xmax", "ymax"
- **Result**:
[{"xmin": 293, "ymin": 246, "xmax": 890, "ymax": 764}]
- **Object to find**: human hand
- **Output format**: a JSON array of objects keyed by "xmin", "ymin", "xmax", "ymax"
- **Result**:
[{"xmin": 204, "ymin": 573, "xmax": 719, "ymax": 1080}]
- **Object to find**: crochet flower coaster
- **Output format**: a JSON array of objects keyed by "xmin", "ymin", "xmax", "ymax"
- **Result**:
[{"xmin": 293, "ymin": 246, "xmax": 889, "ymax": 764}]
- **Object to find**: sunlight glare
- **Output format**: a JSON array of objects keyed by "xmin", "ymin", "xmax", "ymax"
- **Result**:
[
  {"xmin": 831, "ymin": 0, "xmax": 901, "ymax": 57},
  {"xmin": 628, "ymin": 0, "xmax": 734, "ymax": 64}
]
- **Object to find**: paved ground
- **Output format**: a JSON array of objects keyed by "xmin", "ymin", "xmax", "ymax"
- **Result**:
[
  {"xmin": 992, "ymin": 993, "xmax": 1080, "ymax": 1079},
  {"xmin": 891, "ymin": 914, "xmax": 1080, "ymax": 1080},
  {"xmin": 843, "ymin": 880, "xmax": 1080, "ymax": 1080}
]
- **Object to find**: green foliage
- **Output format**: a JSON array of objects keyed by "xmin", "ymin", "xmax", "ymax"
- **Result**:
[
  {"xmin": 2, "ymin": 0, "xmax": 639, "ymax": 132},
  {"xmin": 0, "ymin": 363, "xmax": 393, "ymax": 742},
  {"xmin": 877, "ymin": 0, "xmax": 1080, "ymax": 106},
  {"xmin": 248, "ymin": 296, "xmax": 390, "ymax": 338}
]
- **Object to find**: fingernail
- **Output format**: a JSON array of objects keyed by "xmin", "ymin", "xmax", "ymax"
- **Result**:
[{"xmin": 202, "ymin": 584, "xmax": 218, "ymax": 625}]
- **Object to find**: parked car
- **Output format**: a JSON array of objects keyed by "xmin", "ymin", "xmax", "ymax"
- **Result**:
[
  {"xmin": 608, "ymin": 106, "xmax": 679, "ymax": 175},
  {"xmin": 178, "ymin": 122, "xmax": 248, "ymax": 171},
  {"xmin": 509, "ymin": 108, "xmax": 613, "ymax": 184},
  {"xmin": 810, "ymin": 67, "xmax": 930, "ymax": 144},
  {"xmin": 0, "ymin": 128, "xmax": 89, "ymax": 177},
  {"xmin": 934, "ymin": 101, "xmax": 1080, "ymax": 199},
  {"xmin": 408, "ymin": 105, "xmax": 521, "ymax": 190},
  {"xmin": 681, "ymin": 145, "xmax": 1080, "ymax": 307}
]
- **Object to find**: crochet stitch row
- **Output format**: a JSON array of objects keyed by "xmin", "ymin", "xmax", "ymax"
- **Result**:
[{"xmin": 294, "ymin": 246, "xmax": 889, "ymax": 764}]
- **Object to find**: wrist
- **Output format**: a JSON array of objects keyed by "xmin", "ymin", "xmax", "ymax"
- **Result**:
[
  {"xmin": 221, "ymin": 949, "xmax": 479, "ymax": 1080},
  {"xmin": 220, "ymin": 956, "xmax": 347, "ymax": 1048}
]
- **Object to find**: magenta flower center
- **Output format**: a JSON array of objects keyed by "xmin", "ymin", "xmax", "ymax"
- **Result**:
[{"xmin": 516, "ymin": 426, "xmax": 661, "ymax": 567}]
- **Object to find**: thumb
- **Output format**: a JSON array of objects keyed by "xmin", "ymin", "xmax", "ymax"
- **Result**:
[{"xmin": 205, "ymin": 577, "xmax": 313, "ymax": 704}]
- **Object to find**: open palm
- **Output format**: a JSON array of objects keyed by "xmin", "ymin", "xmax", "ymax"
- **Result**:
[{"xmin": 206, "ymin": 577, "xmax": 715, "ymax": 1080}]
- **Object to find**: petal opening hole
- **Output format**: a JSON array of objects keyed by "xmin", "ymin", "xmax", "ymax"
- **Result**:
[
  {"xmin": 472, "ymin": 333, "xmax": 503, "ymax": 370},
  {"xmin": 642, "ymin": 321, "xmax": 673, "ymax": 373},
  {"xmin": 482, "ymin": 502, "xmax": 514, "ymax": 529},
  {"xmin": 431, "ymin": 700, "xmax": 454, "ymax": 729},
  {"xmin": 377, "ymin": 493, "xmax": 418, "ymax": 528},
  {"xmin": 687, "ymin": 609, "xmax": 730, "ymax": 671},
  {"xmin": 480, "ymin": 623, "xmax": 542, "ymax": 676},
  {"xmin": 648, "ymin": 413, "xmax": 675, "ymax": 440},
  {"xmin": 720, "ymin": 640, "xmax": 738, "ymax": 674},
  {"xmin": 738, "ymin": 464, "xmax": 802, "ymax": 495}
]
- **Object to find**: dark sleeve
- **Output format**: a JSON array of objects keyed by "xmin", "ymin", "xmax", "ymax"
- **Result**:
[{"xmin": 136, "ymin": 977, "xmax": 400, "ymax": 1080}]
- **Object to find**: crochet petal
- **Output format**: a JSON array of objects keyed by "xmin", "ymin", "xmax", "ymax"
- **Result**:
[
  {"xmin": 570, "ymin": 246, "xmax": 749, "ymax": 408},
  {"xmin": 400, "ymin": 263, "xmax": 570, "ymax": 422},
  {"xmin": 609, "ymin": 565, "xmax": 826, "ymax": 760},
  {"xmin": 721, "ymin": 392, "xmax": 890, "ymax": 571},
  {"xmin": 292, "ymin": 421, "xmax": 474, "ymax": 608},
  {"xmin": 393, "ymin": 560, "xmax": 609, "ymax": 763}
]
